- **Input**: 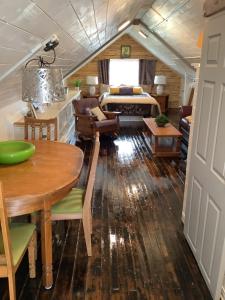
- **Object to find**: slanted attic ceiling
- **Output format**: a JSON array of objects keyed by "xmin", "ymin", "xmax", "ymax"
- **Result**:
[{"xmin": 0, "ymin": 0, "xmax": 204, "ymax": 82}]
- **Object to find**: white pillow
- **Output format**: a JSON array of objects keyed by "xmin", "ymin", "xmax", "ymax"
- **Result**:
[{"xmin": 90, "ymin": 107, "xmax": 107, "ymax": 121}]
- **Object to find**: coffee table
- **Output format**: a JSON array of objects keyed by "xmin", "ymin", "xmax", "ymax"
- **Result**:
[{"xmin": 143, "ymin": 118, "xmax": 182, "ymax": 157}]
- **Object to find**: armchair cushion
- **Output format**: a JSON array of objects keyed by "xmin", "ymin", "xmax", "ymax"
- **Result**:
[{"xmin": 91, "ymin": 107, "xmax": 107, "ymax": 121}]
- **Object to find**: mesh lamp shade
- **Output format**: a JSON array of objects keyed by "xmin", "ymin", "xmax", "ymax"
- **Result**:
[
  {"xmin": 22, "ymin": 67, "xmax": 65, "ymax": 105},
  {"xmin": 154, "ymin": 75, "xmax": 167, "ymax": 95},
  {"xmin": 86, "ymin": 76, "xmax": 98, "ymax": 96}
]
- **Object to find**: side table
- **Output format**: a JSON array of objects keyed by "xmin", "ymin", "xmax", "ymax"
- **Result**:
[
  {"xmin": 82, "ymin": 94, "xmax": 100, "ymax": 99},
  {"xmin": 151, "ymin": 94, "xmax": 169, "ymax": 114},
  {"xmin": 143, "ymin": 117, "xmax": 182, "ymax": 157}
]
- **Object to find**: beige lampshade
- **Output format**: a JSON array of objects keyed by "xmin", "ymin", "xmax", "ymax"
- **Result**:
[
  {"xmin": 154, "ymin": 75, "xmax": 167, "ymax": 85},
  {"xmin": 86, "ymin": 76, "xmax": 98, "ymax": 85}
]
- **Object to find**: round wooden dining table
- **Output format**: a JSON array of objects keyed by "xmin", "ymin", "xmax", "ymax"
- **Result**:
[{"xmin": 0, "ymin": 140, "xmax": 84, "ymax": 289}]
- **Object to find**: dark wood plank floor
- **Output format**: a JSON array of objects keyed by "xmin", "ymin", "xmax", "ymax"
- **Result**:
[{"xmin": 0, "ymin": 128, "xmax": 212, "ymax": 300}]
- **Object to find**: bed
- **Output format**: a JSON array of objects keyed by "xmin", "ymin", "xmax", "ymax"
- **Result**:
[{"xmin": 100, "ymin": 92, "xmax": 161, "ymax": 117}]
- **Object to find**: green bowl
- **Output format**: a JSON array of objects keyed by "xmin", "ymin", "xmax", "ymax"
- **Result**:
[{"xmin": 0, "ymin": 141, "xmax": 35, "ymax": 164}]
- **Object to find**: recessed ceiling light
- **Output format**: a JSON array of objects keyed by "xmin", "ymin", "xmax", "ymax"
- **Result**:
[
  {"xmin": 118, "ymin": 20, "xmax": 131, "ymax": 31},
  {"xmin": 138, "ymin": 30, "xmax": 148, "ymax": 39}
]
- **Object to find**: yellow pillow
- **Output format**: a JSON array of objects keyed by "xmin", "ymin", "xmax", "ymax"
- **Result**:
[
  {"xmin": 133, "ymin": 87, "xmax": 143, "ymax": 94},
  {"xmin": 109, "ymin": 87, "xmax": 120, "ymax": 94},
  {"xmin": 91, "ymin": 107, "xmax": 107, "ymax": 121},
  {"xmin": 185, "ymin": 115, "xmax": 192, "ymax": 123},
  {"xmin": 100, "ymin": 83, "xmax": 109, "ymax": 94}
]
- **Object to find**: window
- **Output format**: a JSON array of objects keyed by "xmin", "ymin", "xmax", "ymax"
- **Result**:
[{"xmin": 109, "ymin": 59, "xmax": 139, "ymax": 86}]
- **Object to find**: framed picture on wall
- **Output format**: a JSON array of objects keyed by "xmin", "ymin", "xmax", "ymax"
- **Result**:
[{"xmin": 121, "ymin": 45, "xmax": 131, "ymax": 58}]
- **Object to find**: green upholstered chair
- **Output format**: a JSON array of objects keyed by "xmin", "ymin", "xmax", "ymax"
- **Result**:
[
  {"xmin": 51, "ymin": 132, "xmax": 100, "ymax": 256},
  {"xmin": 0, "ymin": 182, "xmax": 36, "ymax": 300},
  {"xmin": 52, "ymin": 188, "xmax": 84, "ymax": 216}
]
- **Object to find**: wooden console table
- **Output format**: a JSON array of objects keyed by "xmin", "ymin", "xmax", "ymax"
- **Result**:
[
  {"xmin": 143, "ymin": 118, "xmax": 182, "ymax": 157},
  {"xmin": 0, "ymin": 140, "xmax": 84, "ymax": 289},
  {"xmin": 14, "ymin": 91, "xmax": 81, "ymax": 143}
]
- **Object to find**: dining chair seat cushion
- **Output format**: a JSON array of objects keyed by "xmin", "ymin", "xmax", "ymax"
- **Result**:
[
  {"xmin": 0, "ymin": 223, "xmax": 35, "ymax": 266},
  {"xmin": 51, "ymin": 188, "xmax": 84, "ymax": 214}
]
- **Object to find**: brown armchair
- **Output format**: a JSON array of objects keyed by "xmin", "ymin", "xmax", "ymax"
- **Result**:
[
  {"xmin": 179, "ymin": 105, "xmax": 192, "ymax": 133},
  {"xmin": 73, "ymin": 98, "xmax": 120, "ymax": 138},
  {"xmin": 179, "ymin": 105, "xmax": 192, "ymax": 158}
]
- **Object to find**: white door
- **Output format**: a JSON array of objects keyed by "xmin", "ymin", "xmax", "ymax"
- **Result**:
[{"xmin": 184, "ymin": 11, "xmax": 225, "ymax": 300}]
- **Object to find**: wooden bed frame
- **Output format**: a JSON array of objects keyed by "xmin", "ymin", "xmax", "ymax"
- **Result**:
[
  {"xmin": 105, "ymin": 103, "xmax": 158, "ymax": 117},
  {"xmin": 100, "ymin": 92, "xmax": 161, "ymax": 117}
]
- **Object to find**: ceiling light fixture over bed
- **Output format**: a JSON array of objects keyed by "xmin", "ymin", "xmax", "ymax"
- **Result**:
[
  {"xmin": 138, "ymin": 30, "xmax": 148, "ymax": 39},
  {"xmin": 118, "ymin": 20, "xmax": 131, "ymax": 31}
]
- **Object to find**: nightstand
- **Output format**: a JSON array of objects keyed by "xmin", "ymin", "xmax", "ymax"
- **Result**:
[
  {"xmin": 151, "ymin": 94, "xmax": 169, "ymax": 114},
  {"xmin": 82, "ymin": 93, "xmax": 100, "ymax": 99}
]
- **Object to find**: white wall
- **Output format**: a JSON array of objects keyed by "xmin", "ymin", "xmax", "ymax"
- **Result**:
[
  {"xmin": 0, "ymin": 100, "xmax": 27, "ymax": 141},
  {"xmin": 0, "ymin": 71, "xmax": 27, "ymax": 140}
]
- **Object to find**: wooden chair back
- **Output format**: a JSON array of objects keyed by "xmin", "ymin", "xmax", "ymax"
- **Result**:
[
  {"xmin": 83, "ymin": 132, "xmax": 100, "ymax": 220},
  {"xmin": 51, "ymin": 132, "xmax": 100, "ymax": 256},
  {"xmin": 24, "ymin": 117, "xmax": 58, "ymax": 141},
  {"xmin": 0, "ymin": 182, "xmax": 36, "ymax": 299},
  {"xmin": 0, "ymin": 182, "xmax": 14, "ymax": 275},
  {"xmin": 73, "ymin": 98, "xmax": 99, "ymax": 115}
]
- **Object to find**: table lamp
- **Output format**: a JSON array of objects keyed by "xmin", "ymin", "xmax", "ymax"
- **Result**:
[
  {"xmin": 154, "ymin": 75, "xmax": 167, "ymax": 95},
  {"xmin": 86, "ymin": 76, "xmax": 98, "ymax": 96}
]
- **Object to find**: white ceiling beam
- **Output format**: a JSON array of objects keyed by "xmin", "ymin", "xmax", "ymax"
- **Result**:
[{"xmin": 128, "ymin": 26, "xmax": 195, "ymax": 79}]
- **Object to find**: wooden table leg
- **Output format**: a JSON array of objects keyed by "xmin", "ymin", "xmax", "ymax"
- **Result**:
[
  {"xmin": 176, "ymin": 136, "xmax": 181, "ymax": 153},
  {"xmin": 41, "ymin": 204, "xmax": 53, "ymax": 289},
  {"xmin": 154, "ymin": 136, "xmax": 159, "ymax": 153},
  {"xmin": 149, "ymin": 130, "xmax": 152, "ymax": 143}
]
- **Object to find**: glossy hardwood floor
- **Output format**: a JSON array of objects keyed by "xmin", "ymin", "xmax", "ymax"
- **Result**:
[{"xmin": 0, "ymin": 128, "xmax": 212, "ymax": 300}]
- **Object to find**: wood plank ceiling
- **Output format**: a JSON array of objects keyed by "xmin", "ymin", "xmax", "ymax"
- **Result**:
[
  {"xmin": 139, "ymin": 0, "xmax": 205, "ymax": 63},
  {"xmin": 0, "ymin": 0, "xmax": 204, "ymax": 82},
  {"xmin": 0, "ymin": 0, "xmax": 151, "ymax": 79}
]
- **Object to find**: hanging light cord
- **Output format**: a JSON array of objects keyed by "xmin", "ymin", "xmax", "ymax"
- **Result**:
[{"xmin": 25, "ymin": 48, "xmax": 56, "ymax": 68}]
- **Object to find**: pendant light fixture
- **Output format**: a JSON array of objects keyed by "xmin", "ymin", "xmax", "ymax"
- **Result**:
[{"xmin": 22, "ymin": 35, "xmax": 64, "ymax": 107}]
